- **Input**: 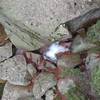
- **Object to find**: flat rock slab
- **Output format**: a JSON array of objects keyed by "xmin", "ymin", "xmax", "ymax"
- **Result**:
[{"xmin": 0, "ymin": 0, "xmax": 98, "ymax": 36}]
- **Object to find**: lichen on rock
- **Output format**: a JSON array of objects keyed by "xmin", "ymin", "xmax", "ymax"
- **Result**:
[{"xmin": 87, "ymin": 20, "xmax": 100, "ymax": 45}]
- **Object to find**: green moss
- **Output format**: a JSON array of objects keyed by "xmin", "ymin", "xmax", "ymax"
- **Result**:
[
  {"xmin": 58, "ymin": 68, "xmax": 85, "ymax": 99},
  {"xmin": 91, "ymin": 65, "xmax": 100, "ymax": 95},
  {"xmin": 87, "ymin": 20, "xmax": 100, "ymax": 45},
  {"xmin": 66, "ymin": 87, "xmax": 85, "ymax": 100},
  {"xmin": 54, "ymin": 87, "xmax": 85, "ymax": 100},
  {"xmin": 89, "ymin": 47, "xmax": 100, "ymax": 54},
  {"xmin": 0, "ymin": 83, "xmax": 5, "ymax": 99},
  {"xmin": 61, "ymin": 68, "xmax": 81, "ymax": 78}
]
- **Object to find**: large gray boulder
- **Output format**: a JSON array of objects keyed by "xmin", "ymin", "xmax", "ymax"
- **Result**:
[
  {"xmin": 0, "ymin": 0, "xmax": 99, "ymax": 51},
  {"xmin": 0, "ymin": 0, "xmax": 98, "ymax": 37}
]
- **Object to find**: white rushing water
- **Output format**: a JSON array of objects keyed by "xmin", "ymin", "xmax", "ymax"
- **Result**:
[{"xmin": 43, "ymin": 41, "xmax": 70, "ymax": 63}]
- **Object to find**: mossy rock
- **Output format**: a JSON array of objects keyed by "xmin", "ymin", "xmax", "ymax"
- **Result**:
[
  {"xmin": 54, "ymin": 87, "xmax": 85, "ymax": 100},
  {"xmin": 91, "ymin": 65, "xmax": 100, "ymax": 96},
  {"xmin": 61, "ymin": 68, "xmax": 82, "ymax": 78},
  {"xmin": 87, "ymin": 20, "xmax": 100, "ymax": 45},
  {"xmin": 0, "ymin": 83, "xmax": 5, "ymax": 99},
  {"xmin": 58, "ymin": 68, "xmax": 85, "ymax": 99},
  {"xmin": 66, "ymin": 87, "xmax": 85, "ymax": 100}
]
